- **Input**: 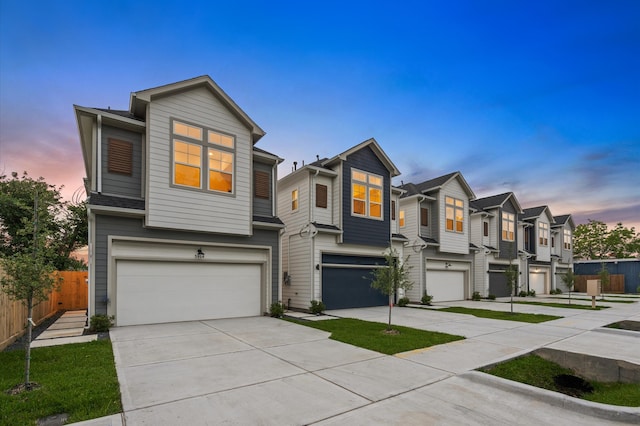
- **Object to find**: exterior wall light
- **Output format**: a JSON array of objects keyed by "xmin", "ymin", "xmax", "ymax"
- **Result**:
[{"xmin": 196, "ymin": 248, "xmax": 205, "ymax": 259}]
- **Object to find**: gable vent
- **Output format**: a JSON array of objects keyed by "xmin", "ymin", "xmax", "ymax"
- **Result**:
[{"xmin": 108, "ymin": 139, "xmax": 133, "ymax": 175}]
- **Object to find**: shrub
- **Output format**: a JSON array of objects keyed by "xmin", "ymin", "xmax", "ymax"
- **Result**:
[
  {"xmin": 528, "ymin": 289, "xmax": 536, "ymax": 297},
  {"xmin": 309, "ymin": 300, "xmax": 326, "ymax": 315},
  {"xmin": 397, "ymin": 296, "xmax": 410, "ymax": 307},
  {"xmin": 471, "ymin": 291, "xmax": 481, "ymax": 301},
  {"xmin": 421, "ymin": 294, "xmax": 433, "ymax": 305},
  {"xmin": 550, "ymin": 288, "xmax": 563, "ymax": 295},
  {"xmin": 487, "ymin": 294, "xmax": 496, "ymax": 300},
  {"xmin": 270, "ymin": 301, "xmax": 285, "ymax": 318},
  {"xmin": 89, "ymin": 314, "xmax": 114, "ymax": 332},
  {"xmin": 518, "ymin": 291, "xmax": 528, "ymax": 297}
]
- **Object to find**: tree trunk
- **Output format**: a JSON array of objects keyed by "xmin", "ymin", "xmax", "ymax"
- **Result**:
[
  {"xmin": 387, "ymin": 294, "xmax": 393, "ymax": 331},
  {"xmin": 25, "ymin": 297, "xmax": 33, "ymax": 389}
]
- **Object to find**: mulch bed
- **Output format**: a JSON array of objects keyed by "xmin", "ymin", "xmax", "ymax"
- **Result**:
[{"xmin": 3, "ymin": 310, "xmax": 66, "ymax": 352}]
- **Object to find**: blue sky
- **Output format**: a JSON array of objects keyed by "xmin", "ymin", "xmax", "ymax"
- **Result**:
[{"xmin": 1, "ymin": 1, "xmax": 639, "ymax": 229}]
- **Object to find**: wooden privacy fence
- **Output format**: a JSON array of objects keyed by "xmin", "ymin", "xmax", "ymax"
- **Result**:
[
  {"xmin": 574, "ymin": 274, "xmax": 625, "ymax": 294},
  {"xmin": 0, "ymin": 269, "xmax": 88, "ymax": 351}
]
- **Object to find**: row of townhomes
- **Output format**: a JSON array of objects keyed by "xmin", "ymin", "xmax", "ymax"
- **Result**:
[{"xmin": 75, "ymin": 76, "xmax": 574, "ymax": 326}]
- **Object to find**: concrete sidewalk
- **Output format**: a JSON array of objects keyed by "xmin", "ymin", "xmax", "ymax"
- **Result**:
[
  {"xmin": 30, "ymin": 310, "xmax": 96, "ymax": 348},
  {"xmin": 73, "ymin": 299, "xmax": 639, "ymax": 425}
]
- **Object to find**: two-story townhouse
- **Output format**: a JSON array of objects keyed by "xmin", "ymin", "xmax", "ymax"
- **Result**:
[
  {"xmin": 398, "ymin": 172, "xmax": 477, "ymax": 302},
  {"xmin": 75, "ymin": 76, "xmax": 284, "ymax": 326},
  {"xmin": 278, "ymin": 139, "xmax": 405, "ymax": 310},
  {"xmin": 521, "ymin": 206, "xmax": 556, "ymax": 295},
  {"xmin": 551, "ymin": 214, "xmax": 575, "ymax": 292},
  {"xmin": 469, "ymin": 192, "xmax": 525, "ymax": 297}
]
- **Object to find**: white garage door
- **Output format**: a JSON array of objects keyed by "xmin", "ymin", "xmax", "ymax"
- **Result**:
[
  {"xmin": 116, "ymin": 260, "xmax": 261, "ymax": 326},
  {"xmin": 529, "ymin": 272, "xmax": 546, "ymax": 295},
  {"xmin": 426, "ymin": 270, "xmax": 465, "ymax": 302}
]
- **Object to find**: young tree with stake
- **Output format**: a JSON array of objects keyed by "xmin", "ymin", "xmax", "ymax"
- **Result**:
[{"xmin": 370, "ymin": 246, "xmax": 413, "ymax": 332}]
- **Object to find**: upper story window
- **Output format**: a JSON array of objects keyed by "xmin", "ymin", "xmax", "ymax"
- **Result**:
[
  {"xmin": 445, "ymin": 196, "xmax": 464, "ymax": 232},
  {"xmin": 524, "ymin": 228, "xmax": 530, "ymax": 247},
  {"xmin": 172, "ymin": 120, "xmax": 235, "ymax": 193},
  {"xmin": 291, "ymin": 189, "xmax": 299, "ymax": 211},
  {"xmin": 399, "ymin": 210, "xmax": 405, "ymax": 227},
  {"xmin": 483, "ymin": 221, "xmax": 489, "ymax": 237},
  {"xmin": 254, "ymin": 170, "xmax": 270, "ymax": 199},
  {"xmin": 502, "ymin": 212, "xmax": 515, "ymax": 241},
  {"xmin": 351, "ymin": 169, "xmax": 383, "ymax": 219},
  {"xmin": 563, "ymin": 229, "xmax": 571, "ymax": 250},
  {"xmin": 391, "ymin": 200, "xmax": 396, "ymax": 220},
  {"xmin": 316, "ymin": 184, "xmax": 327, "ymax": 208},
  {"xmin": 552, "ymin": 236, "xmax": 555, "ymax": 248},
  {"xmin": 539, "ymin": 222, "xmax": 549, "ymax": 246}
]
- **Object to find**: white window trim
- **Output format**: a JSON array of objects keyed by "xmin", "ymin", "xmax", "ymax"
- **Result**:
[
  {"xmin": 445, "ymin": 196, "xmax": 464, "ymax": 233},
  {"xmin": 350, "ymin": 168, "xmax": 384, "ymax": 220},
  {"xmin": 399, "ymin": 210, "xmax": 405, "ymax": 228},
  {"xmin": 502, "ymin": 212, "xmax": 515, "ymax": 241},
  {"xmin": 539, "ymin": 222, "xmax": 549, "ymax": 246},
  {"xmin": 563, "ymin": 229, "xmax": 572, "ymax": 250},
  {"xmin": 171, "ymin": 118, "xmax": 236, "ymax": 194},
  {"xmin": 291, "ymin": 188, "xmax": 299, "ymax": 212}
]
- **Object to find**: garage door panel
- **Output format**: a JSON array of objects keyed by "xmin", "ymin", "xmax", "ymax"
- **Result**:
[
  {"xmin": 117, "ymin": 261, "xmax": 261, "ymax": 326},
  {"xmin": 529, "ymin": 272, "xmax": 546, "ymax": 295},
  {"xmin": 426, "ymin": 270, "xmax": 465, "ymax": 302},
  {"xmin": 489, "ymin": 272, "xmax": 511, "ymax": 297}
]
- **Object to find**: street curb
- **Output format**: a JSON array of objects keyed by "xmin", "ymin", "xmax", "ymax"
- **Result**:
[{"xmin": 460, "ymin": 371, "xmax": 640, "ymax": 424}]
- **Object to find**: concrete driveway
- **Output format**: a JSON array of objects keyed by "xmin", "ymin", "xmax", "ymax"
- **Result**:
[{"xmin": 96, "ymin": 303, "xmax": 640, "ymax": 425}]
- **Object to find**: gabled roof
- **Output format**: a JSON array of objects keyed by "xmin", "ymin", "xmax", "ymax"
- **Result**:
[
  {"xmin": 552, "ymin": 214, "xmax": 575, "ymax": 230},
  {"xmin": 253, "ymin": 146, "xmax": 284, "ymax": 164},
  {"xmin": 399, "ymin": 171, "xmax": 475, "ymax": 199},
  {"xmin": 470, "ymin": 192, "xmax": 523, "ymax": 213},
  {"xmin": 522, "ymin": 205, "xmax": 556, "ymax": 223},
  {"xmin": 322, "ymin": 138, "xmax": 401, "ymax": 177},
  {"xmin": 130, "ymin": 75, "xmax": 266, "ymax": 143}
]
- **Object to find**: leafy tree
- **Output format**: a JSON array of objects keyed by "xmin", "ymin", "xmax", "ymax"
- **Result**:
[
  {"xmin": 598, "ymin": 263, "xmax": 610, "ymax": 297},
  {"xmin": 561, "ymin": 269, "xmax": 575, "ymax": 304},
  {"xmin": 1, "ymin": 191, "xmax": 61, "ymax": 391},
  {"xmin": 573, "ymin": 220, "xmax": 640, "ymax": 260},
  {"xmin": 370, "ymin": 246, "xmax": 413, "ymax": 331},
  {"xmin": 0, "ymin": 172, "xmax": 87, "ymax": 270}
]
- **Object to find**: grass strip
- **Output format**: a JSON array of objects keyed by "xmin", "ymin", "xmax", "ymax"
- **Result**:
[
  {"xmin": 480, "ymin": 354, "xmax": 640, "ymax": 407},
  {"xmin": 286, "ymin": 318, "xmax": 463, "ymax": 355},
  {"xmin": 0, "ymin": 340, "xmax": 121, "ymax": 426},
  {"xmin": 548, "ymin": 297, "xmax": 635, "ymax": 304},
  {"xmin": 438, "ymin": 307, "xmax": 561, "ymax": 323},
  {"xmin": 514, "ymin": 301, "xmax": 609, "ymax": 310}
]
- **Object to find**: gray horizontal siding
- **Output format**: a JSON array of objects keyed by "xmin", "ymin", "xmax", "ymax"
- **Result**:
[
  {"xmin": 101, "ymin": 125, "xmax": 143, "ymax": 198},
  {"xmin": 93, "ymin": 214, "xmax": 279, "ymax": 314}
]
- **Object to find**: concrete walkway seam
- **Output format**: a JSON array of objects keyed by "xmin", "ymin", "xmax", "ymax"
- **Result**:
[{"xmin": 460, "ymin": 371, "xmax": 640, "ymax": 424}]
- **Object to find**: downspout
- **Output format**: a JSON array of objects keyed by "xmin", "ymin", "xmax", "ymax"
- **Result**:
[
  {"xmin": 310, "ymin": 169, "xmax": 320, "ymax": 301},
  {"xmin": 416, "ymin": 195, "xmax": 427, "ymax": 296},
  {"xmin": 96, "ymin": 114, "xmax": 103, "ymax": 193}
]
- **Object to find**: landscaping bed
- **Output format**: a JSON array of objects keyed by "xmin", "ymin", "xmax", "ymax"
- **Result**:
[
  {"xmin": 286, "ymin": 318, "xmax": 464, "ymax": 355},
  {"xmin": 438, "ymin": 306, "xmax": 561, "ymax": 323},
  {"xmin": 514, "ymin": 301, "xmax": 609, "ymax": 310},
  {"xmin": 480, "ymin": 354, "xmax": 640, "ymax": 407}
]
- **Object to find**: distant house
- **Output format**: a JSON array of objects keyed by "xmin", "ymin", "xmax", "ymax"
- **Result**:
[
  {"xmin": 575, "ymin": 259, "xmax": 640, "ymax": 294},
  {"xmin": 277, "ymin": 139, "xmax": 405, "ymax": 310},
  {"xmin": 75, "ymin": 76, "xmax": 284, "ymax": 326},
  {"xmin": 551, "ymin": 214, "xmax": 575, "ymax": 292},
  {"xmin": 470, "ymin": 192, "xmax": 525, "ymax": 297},
  {"xmin": 398, "ymin": 172, "xmax": 477, "ymax": 302}
]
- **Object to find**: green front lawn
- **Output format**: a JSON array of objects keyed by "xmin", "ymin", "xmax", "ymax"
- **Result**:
[
  {"xmin": 481, "ymin": 354, "xmax": 640, "ymax": 407},
  {"xmin": 0, "ymin": 340, "xmax": 121, "ymax": 425},
  {"xmin": 514, "ymin": 301, "xmax": 609, "ymax": 310},
  {"xmin": 287, "ymin": 318, "xmax": 464, "ymax": 355},
  {"xmin": 438, "ymin": 307, "xmax": 561, "ymax": 323}
]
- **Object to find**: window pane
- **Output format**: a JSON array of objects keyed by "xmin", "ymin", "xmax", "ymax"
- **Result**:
[
  {"xmin": 370, "ymin": 203, "xmax": 381, "ymax": 218},
  {"xmin": 455, "ymin": 199, "xmax": 463, "ymax": 208},
  {"xmin": 446, "ymin": 206, "xmax": 454, "ymax": 220},
  {"xmin": 209, "ymin": 171, "xmax": 232, "ymax": 192},
  {"xmin": 456, "ymin": 220, "xmax": 463, "ymax": 232},
  {"xmin": 353, "ymin": 200, "xmax": 366, "ymax": 215},
  {"xmin": 352, "ymin": 170, "xmax": 367, "ymax": 182},
  {"xmin": 174, "ymin": 121, "xmax": 202, "ymax": 140},
  {"xmin": 369, "ymin": 188, "xmax": 381, "ymax": 203},
  {"xmin": 446, "ymin": 219, "xmax": 454, "ymax": 230},
  {"xmin": 175, "ymin": 164, "xmax": 200, "ymax": 187},
  {"xmin": 445, "ymin": 196, "xmax": 453, "ymax": 205},
  {"xmin": 209, "ymin": 130, "xmax": 234, "ymax": 148},
  {"xmin": 353, "ymin": 184, "xmax": 366, "ymax": 200},
  {"xmin": 369, "ymin": 175, "xmax": 382, "ymax": 186}
]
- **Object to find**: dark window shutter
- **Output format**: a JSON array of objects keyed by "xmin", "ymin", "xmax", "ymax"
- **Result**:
[
  {"xmin": 254, "ymin": 171, "xmax": 270, "ymax": 199},
  {"xmin": 316, "ymin": 184, "xmax": 327, "ymax": 208},
  {"xmin": 391, "ymin": 200, "xmax": 396, "ymax": 220},
  {"xmin": 421, "ymin": 208, "xmax": 428, "ymax": 226},
  {"xmin": 108, "ymin": 139, "xmax": 133, "ymax": 175},
  {"xmin": 484, "ymin": 222, "xmax": 489, "ymax": 237}
]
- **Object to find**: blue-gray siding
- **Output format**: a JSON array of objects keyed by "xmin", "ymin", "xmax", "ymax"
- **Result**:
[
  {"xmin": 341, "ymin": 146, "xmax": 391, "ymax": 247},
  {"xmin": 93, "ymin": 214, "xmax": 279, "ymax": 314},
  {"xmin": 101, "ymin": 125, "xmax": 143, "ymax": 198},
  {"xmin": 498, "ymin": 200, "xmax": 518, "ymax": 260}
]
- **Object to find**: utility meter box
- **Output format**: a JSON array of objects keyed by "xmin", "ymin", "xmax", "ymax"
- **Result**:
[{"xmin": 587, "ymin": 280, "xmax": 601, "ymax": 296}]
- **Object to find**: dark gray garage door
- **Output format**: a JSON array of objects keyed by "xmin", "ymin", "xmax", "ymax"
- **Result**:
[
  {"xmin": 488, "ymin": 264, "xmax": 518, "ymax": 297},
  {"xmin": 322, "ymin": 254, "xmax": 388, "ymax": 310}
]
